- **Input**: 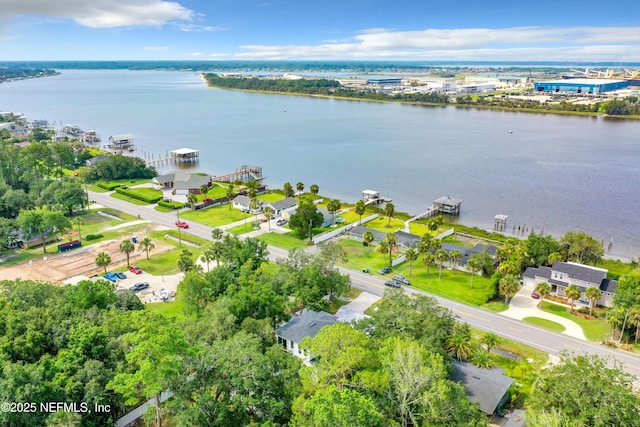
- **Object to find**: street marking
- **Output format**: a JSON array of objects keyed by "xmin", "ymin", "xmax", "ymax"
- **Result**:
[
  {"xmin": 509, "ymin": 327, "xmax": 524, "ymax": 333},
  {"xmin": 453, "ymin": 309, "xmax": 491, "ymax": 322}
]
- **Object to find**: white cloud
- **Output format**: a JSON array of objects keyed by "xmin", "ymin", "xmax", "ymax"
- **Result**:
[
  {"xmin": 0, "ymin": 0, "xmax": 194, "ymax": 28},
  {"xmin": 233, "ymin": 26, "xmax": 640, "ymax": 61}
]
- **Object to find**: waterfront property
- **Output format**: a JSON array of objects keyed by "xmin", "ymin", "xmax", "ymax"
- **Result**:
[
  {"xmin": 170, "ymin": 147, "xmax": 199, "ymax": 162},
  {"xmin": 107, "ymin": 134, "xmax": 135, "ymax": 151},
  {"xmin": 152, "ymin": 171, "xmax": 211, "ymax": 194},
  {"xmin": 232, "ymin": 195, "xmax": 253, "ymax": 212},
  {"xmin": 0, "ymin": 122, "xmax": 28, "ymax": 138},
  {"xmin": 263, "ymin": 197, "xmax": 298, "ymax": 216},
  {"xmin": 275, "ymin": 309, "xmax": 337, "ymax": 364},
  {"xmin": 522, "ymin": 261, "xmax": 617, "ymax": 307}
]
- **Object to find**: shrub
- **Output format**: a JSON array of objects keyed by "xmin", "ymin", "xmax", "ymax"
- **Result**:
[
  {"xmin": 85, "ymin": 233, "xmax": 104, "ymax": 241},
  {"xmin": 158, "ymin": 200, "xmax": 185, "ymax": 209},
  {"xmin": 114, "ymin": 187, "xmax": 162, "ymax": 203},
  {"xmin": 97, "ymin": 181, "xmax": 122, "ymax": 190}
]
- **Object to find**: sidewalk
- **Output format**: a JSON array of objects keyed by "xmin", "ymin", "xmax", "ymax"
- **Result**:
[{"xmin": 501, "ymin": 283, "xmax": 587, "ymax": 340}]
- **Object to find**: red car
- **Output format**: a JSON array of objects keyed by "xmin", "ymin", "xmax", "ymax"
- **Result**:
[
  {"xmin": 531, "ymin": 291, "xmax": 540, "ymax": 299},
  {"xmin": 129, "ymin": 265, "xmax": 142, "ymax": 274},
  {"xmin": 176, "ymin": 221, "xmax": 189, "ymax": 229}
]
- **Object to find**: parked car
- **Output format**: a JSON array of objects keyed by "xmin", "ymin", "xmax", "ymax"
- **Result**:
[
  {"xmin": 379, "ymin": 266, "xmax": 392, "ymax": 274},
  {"xmin": 276, "ymin": 219, "xmax": 287, "ymax": 226},
  {"xmin": 115, "ymin": 272, "xmax": 127, "ymax": 280},
  {"xmin": 103, "ymin": 272, "xmax": 118, "ymax": 282},
  {"xmin": 129, "ymin": 265, "xmax": 142, "ymax": 274},
  {"xmin": 176, "ymin": 221, "xmax": 189, "ymax": 229},
  {"xmin": 531, "ymin": 291, "xmax": 540, "ymax": 299},
  {"xmin": 129, "ymin": 282, "xmax": 149, "ymax": 292},
  {"xmin": 203, "ymin": 198, "xmax": 213, "ymax": 203},
  {"xmin": 393, "ymin": 274, "xmax": 410, "ymax": 285},
  {"xmin": 384, "ymin": 280, "xmax": 402, "ymax": 288}
]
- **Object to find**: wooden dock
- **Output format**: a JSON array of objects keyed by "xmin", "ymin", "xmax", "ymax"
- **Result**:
[
  {"xmin": 403, "ymin": 196, "xmax": 463, "ymax": 231},
  {"xmin": 210, "ymin": 165, "xmax": 263, "ymax": 183}
]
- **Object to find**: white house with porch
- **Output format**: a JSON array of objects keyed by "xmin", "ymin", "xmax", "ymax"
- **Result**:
[{"xmin": 275, "ymin": 309, "xmax": 337, "ymax": 364}]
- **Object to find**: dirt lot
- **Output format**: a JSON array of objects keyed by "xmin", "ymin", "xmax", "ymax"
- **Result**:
[{"xmin": 1, "ymin": 223, "xmax": 174, "ymax": 285}]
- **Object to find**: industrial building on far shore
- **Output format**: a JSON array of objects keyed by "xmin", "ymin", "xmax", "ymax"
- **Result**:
[{"xmin": 534, "ymin": 78, "xmax": 629, "ymax": 94}]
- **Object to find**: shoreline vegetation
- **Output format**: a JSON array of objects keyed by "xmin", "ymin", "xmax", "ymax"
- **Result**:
[{"xmin": 202, "ymin": 73, "xmax": 640, "ymax": 119}]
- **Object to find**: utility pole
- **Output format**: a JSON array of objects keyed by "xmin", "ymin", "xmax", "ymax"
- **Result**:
[{"xmin": 177, "ymin": 209, "xmax": 182, "ymax": 248}]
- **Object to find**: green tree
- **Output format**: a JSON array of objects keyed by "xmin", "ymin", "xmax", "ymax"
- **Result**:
[
  {"xmin": 95, "ymin": 252, "xmax": 111, "ymax": 274},
  {"xmin": 17, "ymin": 209, "xmax": 70, "ymax": 253},
  {"xmin": 199, "ymin": 184, "xmax": 209, "ymax": 196},
  {"xmin": 536, "ymin": 281, "xmax": 552, "ymax": 308},
  {"xmin": 435, "ymin": 249, "xmax": 449, "ymax": 279},
  {"xmin": 326, "ymin": 199, "xmax": 341, "ymax": 226},
  {"xmin": 466, "ymin": 256, "xmax": 482, "ymax": 288},
  {"xmin": 526, "ymin": 233, "xmax": 561, "ymax": 267},
  {"xmin": 225, "ymin": 184, "xmax": 235, "ymax": 209},
  {"xmin": 67, "ymin": 279, "xmax": 117, "ymax": 310},
  {"xmin": 354, "ymin": 199, "xmax": 366, "ymax": 224},
  {"xmin": 384, "ymin": 232, "xmax": 397, "ymax": 267},
  {"xmin": 177, "ymin": 248, "xmax": 198, "ymax": 273},
  {"xmin": 309, "ymin": 184, "xmax": 319, "ymax": 196},
  {"xmin": 296, "ymin": 181, "xmax": 304, "ymax": 193},
  {"xmin": 427, "ymin": 214, "xmax": 444, "ymax": 233},
  {"xmin": 262, "ymin": 205, "xmax": 274, "ymax": 232},
  {"xmin": 138, "ymin": 237, "xmax": 155, "ymax": 260},
  {"xmin": 470, "ymin": 348, "xmax": 493, "ymax": 368},
  {"xmin": 73, "ymin": 216, "xmax": 83, "ymax": 239},
  {"xmin": 585, "ymin": 287, "xmax": 602, "ymax": 316},
  {"xmin": 384, "ymin": 202, "xmax": 395, "ymax": 227},
  {"xmin": 245, "ymin": 179, "xmax": 259, "ymax": 198},
  {"xmin": 211, "ymin": 227, "xmax": 224, "ymax": 241},
  {"xmin": 479, "ymin": 331, "xmax": 502, "ymax": 353},
  {"xmin": 119, "ymin": 239, "xmax": 135, "ymax": 267},
  {"xmin": 559, "ymin": 231, "xmax": 604, "ymax": 265},
  {"xmin": 405, "ymin": 247, "xmax": 418, "ymax": 277},
  {"xmin": 499, "ymin": 274, "xmax": 519, "ymax": 304},
  {"xmin": 449, "ymin": 249, "xmax": 462, "ymax": 269},
  {"xmin": 288, "ymin": 200, "xmax": 323, "ymax": 242},
  {"xmin": 283, "ymin": 182, "xmax": 294, "ymax": 198},
  {"xmin": 186, "ymin": 192, "xmax": 198, "ymax": 208},
  {"xmin": 108, "ymin": 312, "xmax": 193, "ymax": 427},
  {"xmin": 445, "ymin": 323, "xmax": 473, "ymax": 361},
  {"xmin": 362, "ymin": 231, "xmax": 374, "ymax": 256},
  {"xmin": 528, "ymin": 352, "xmax": 640, "ymax": 427},
  {"xmin": 423, "ymin": 252, "xmax": 435, "ymax": 276},
  {"xmin": 565, "ymin": 284, "xmax": 581, "ymax": 313}
]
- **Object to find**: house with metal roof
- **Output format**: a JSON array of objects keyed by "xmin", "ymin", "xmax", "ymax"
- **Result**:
[
  {"xmin": 152, "ymin": 171, "xmax": 211, "ymax": 195},
  {"xmin": 522, "ymin": 261, "xmax": 617, "ymax": 306},
  {"xmin": 452, "ymin": 361, "xmax": 514, "ymax": 415},
  {"xmin": 275, "ymin": 309, "xmax": 337, "ymax": 364}
]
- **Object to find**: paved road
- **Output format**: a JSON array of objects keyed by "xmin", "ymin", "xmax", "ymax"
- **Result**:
[{"xmin": 88, "ymin": 190, "xmax": 640, "ymax": 378}]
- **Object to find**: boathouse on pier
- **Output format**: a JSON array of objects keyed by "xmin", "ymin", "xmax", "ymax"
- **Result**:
[
  {"xmin": 170, "ymin": 148, "xmax": 200, "ymax": 162},
  {"xmin": 432, "ymin": 196, "xmax": 462, "ymax": 216},
  {"xmin": 107, "ymin": 134, "xmax": 134, "ymax": 150}
]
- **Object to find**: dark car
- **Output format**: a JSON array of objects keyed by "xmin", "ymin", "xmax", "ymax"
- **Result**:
[
  {"xmin": 384, "ymin": 280, "xmax": 401, "ymax": 288},
  {"xmin": 115, "ymin": 272, "xmax": 127, "ymax": 280},
  {"xmin": 129, "ymin": 282, "xmax": 149, "ymax": 292},
  {"xmin": 379, "ymin": 266, "xmax": 392, "ymax": 274},
  {"xmin": 393, "ymin": 274, "xmax": 410, "ymax": 285}
]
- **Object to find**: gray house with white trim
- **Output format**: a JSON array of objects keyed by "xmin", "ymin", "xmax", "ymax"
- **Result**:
[{"xmin": 275, "ymin": 309, "xmax": 337, "ymax": 364}]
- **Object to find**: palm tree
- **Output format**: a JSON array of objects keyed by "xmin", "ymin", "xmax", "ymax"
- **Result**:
[
  {"xmin": 211, "ymin": 227, "xmax": 224, "ymax": 241},
  {"xmin": 405, "ymin": 248, "xmax": 418, "ymax": 277},
  {"xmin": 449, "ymin": 249, "xmax": 462, "ymax": 269},
  {"xmin": 606, "ymin": 308, "xmax": 626, "ymax": 341},
  {"xmin": 119, "ymin": 239, "xmax": 135, "ymax": 267},
  {"xmin": 585, "ymin": 287, "xmax": 602, "ymax": 316},
  {"xmin": 226, "ymin": 184, "xmax": 235, "ymax": 209},
  {"xmin": 186, "ymin": 193, "xmax": 198, "ymax": 208},
  {"xmin": 309, "ymin": 184, "xmax": 319, "ymax": 197},
  {"xmin": 470, "ymin": 349, "xmax": 493, "ymax": 368},
  {"xmin": 249, "ymin": 198, "xmax": 261, "ymax": 226},
  {"xmin": 327, "ymin": 199, "xmax": 341, "ymax": 226},
  {"xmin": 73, "ymin": 216, "xmax": 84, "ymax": 239},
  {"xmin": 536, "ymin": 281, "xmax": 552, "ymax": 308},
  {"xmin": 363, "ymin": 231, "xmax": 374, "ymax": 256},
  {"xmin": 209, "ymin": 241, "xmax": 224, "ymax": 267},
  {"xmin": 427, "ymin": 215, "xmax": 444, "ymax": 233},
  {"xmin": 245, "ymin": 180, "xmax": 259, "ymax": 198},
  {"xmin": 376, "ymin": 240, "xmax": 389, "ymax": 266},
  {"xmin": 499, "ymin": 274, "xmax": 519, "ymax": 304},
  {"xmin": 200, "ymin": 184, "xmax": 209, "ymax": 196},
  {"xmin": 445, "ymin": 324, "xmax": 473, "ymax": 361},
  {"xmin": 466, "ymin": 256, "xmax": 482, "ymax": 288},
  {"xmin": 480, "ymin": 332, "xmax": 502, "ymax": 353},
  {"xmin": 138, "ymin": 237, "xmax": 155, "ymax": 260},
  {"xmin": 497, "ymin": 260, "xmax": 519, "ymax": 277},
  {"xmin": 565, "ymin": 284, "xmax": 581, "ymax": 313},
  {"xmin": 422, "ymin": 252, "xmax": 435, "ymax": 276},
  {"xmin": 177, "ymin": 248, "xmax": 196, "ymax": 273},
  {"xmin": 548, "ymin": 251, "xmax": 563, "ymax": 266},
  {"xmin": 262, "ymin": 206, "xmax": 274, "ymax": 232},
  {"xmin": 384, "ymin": 232, "xmax": 397, "ymax": 267},
  {"xmin": 354, "ymin": 199, "xmax": 366, "ymax": 224},
  {"xmin": 384, "ymin": 202, "xmax": 395, "ymax": 227},
  {"xmin": 200, "ymin": 246, "xmax": 216, "ymax": 272},
  {"xmin": 95, "ymin": 252, "xmax": 111, "ymax": 274},
  {"xmin": 435, "ymin": 249, "xmax": 449, "ymax": 279},
  {"xmin": 283, "ymin": 182, "xmax": 294, "ymax": 198},
  {"xmin": 628, "ymin": 307, "xmax": 640, "ymax": 344},
  {"xmin": 296, "ymin": 182, "xmax": 304, "ymax": 194}
]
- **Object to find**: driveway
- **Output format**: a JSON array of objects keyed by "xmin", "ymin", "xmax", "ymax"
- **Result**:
[
  {"xmin": 335, "ymin": 291, "xmax": 380, "ymax": 322},
  {"xmin": 501, "ymin": 283, "xmax": 587, "ymax": 340}
]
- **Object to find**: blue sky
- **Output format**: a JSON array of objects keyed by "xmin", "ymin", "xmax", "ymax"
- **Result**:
[{"xmin": 1, "ymin": 0, "xmax": 639, "ymax": 61}]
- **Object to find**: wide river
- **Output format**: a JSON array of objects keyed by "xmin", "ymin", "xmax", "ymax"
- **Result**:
[{"xmin": 1, "ymin": 70, "xmax": 639, "ymax": 259}]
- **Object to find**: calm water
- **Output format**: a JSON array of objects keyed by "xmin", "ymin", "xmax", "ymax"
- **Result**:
[{"xmin": 1, "ymin": 70, "xmax": 639, "ymax": 258}]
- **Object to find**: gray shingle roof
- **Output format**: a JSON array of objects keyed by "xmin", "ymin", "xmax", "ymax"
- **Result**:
[
  {"xmin": 269, "ymin": 197, "xmax": 298, "ymax": 211},
  {"xmin": 233, "ymin": 195, "xmax": 251, "ymax": 206},
  {"xmin": 552, "ymin": 261, "xmax": 607, "ymax": 285},
  {"xmin": 452, "ymin": 361, "xmax": 514, "ymax": 414},
  {"xmin": 523, "ymin": 265, "xmax": 552, "ymax": 280},
  {"xmin": 349, "ymin": 226, "xmax": 386, "ymax": 243},
  {"xmin": 275, "ymin": 309, "xmax": 337, "ymax": 344}
]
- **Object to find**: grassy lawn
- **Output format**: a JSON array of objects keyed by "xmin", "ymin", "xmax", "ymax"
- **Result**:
[
  {"xmin": 200, "ymin": 183, "xmax": 228, "ymax": 200},
  {"xmin": 145, "ymin": 285, "xmax": 188, "ymax": 320},
  {"xmin": 227, "ymin": 222, "xmax": 261, "ymax": 236},
  {"xmin": 124, "ymin": 187, "xmax": 163, "ymax": 200},
  {"xmin": 257, "ymin": 232, "xmax": 309, "ymax": 251},
  {"xmin": 88, "ymin": 184, "xmax": 108, "ymax": 193},
  {"xmin": 540, "ymin": 303, "xmax": 611, "ymax": 342},
  {"xmin": 325, "ymin": 288, "xmax": 363, "ymax": 315},
  {"xmin": 482, "ymin": 301, "xmax": 510, "ymax": 312},
  {"xmin": 337, "ymin": 239, "xmax": 495, "ymax": 306},
  {"xmin": 112, "ymin": 178, "xmax": 152, "ymax": 186},
  {"xmin": 257, "ymin": 193, "xmax": 286, "ymax": 203},
  {"xmin": 522, "ymin": 317, "xmax": 566, "ymax": 332},
  {"xmin": 110, "ymin": 192, "xmax": 152, "ymax": 206},
  {"xmin": 134, "ymin": 230, "xmax": 206, "ymax": 275},
  {"xmin": 358, "ymin": 216, "xmax": 405, "ymax": 233},
  {"xmin": 180, "ymin": 205, "xmax": 252, "ymax": 227}
]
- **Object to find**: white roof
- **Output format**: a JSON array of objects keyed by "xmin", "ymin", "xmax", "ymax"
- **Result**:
[
  {"xmin": 363, "ymin": 190, "xmax": 379, "ymax": 195},
  {"xmin": 110, "ymin": 134, "xmax": 133, "ymax": 140},
  {"xmin": 171, "ymin": 148, "xmax": 199, "ymax": 155}
]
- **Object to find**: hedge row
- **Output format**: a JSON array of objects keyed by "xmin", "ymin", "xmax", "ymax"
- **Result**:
[
  {"xmin": 85, "ymin": 233, "xmax": 104, "ymax": 241},
  {"xmin": 158, "ymin": 200, "xmax": 185, "ymax": 209},
  {"xmin": 97, "ymin": 181, "xmax": 122, "ymax": 190},
  {"xmin": 114, "ymin": 187, "xmax": 163, "ymax": 203}
]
